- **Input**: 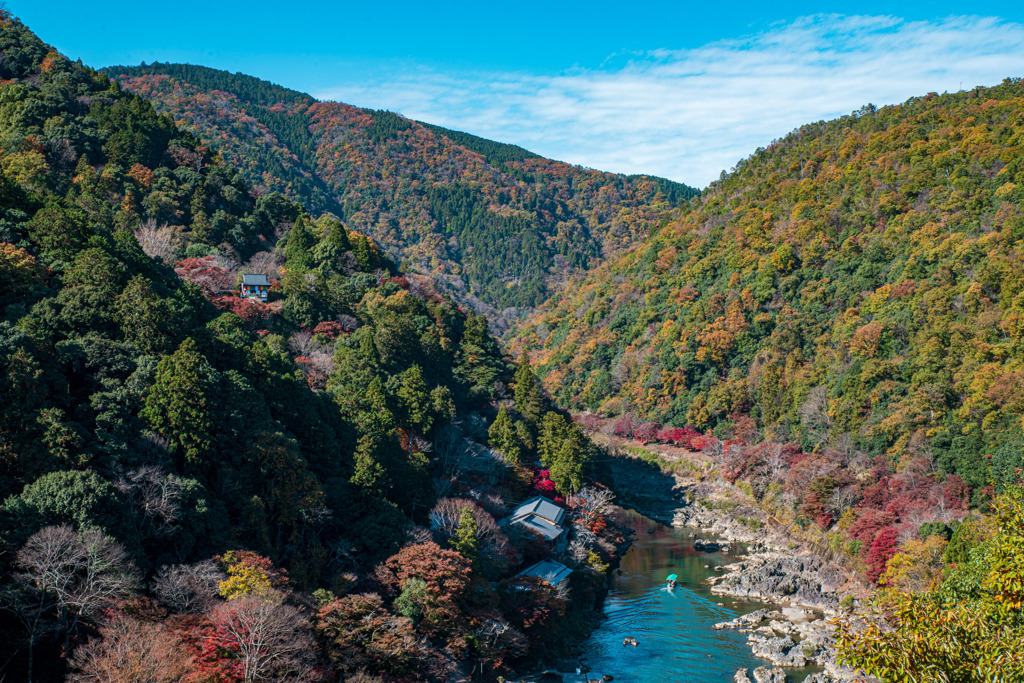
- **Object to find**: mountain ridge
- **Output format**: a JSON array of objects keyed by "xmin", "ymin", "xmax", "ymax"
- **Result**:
[{"xmin": 103, "ymin": 62, "xmax": 699, "ymax": 326}]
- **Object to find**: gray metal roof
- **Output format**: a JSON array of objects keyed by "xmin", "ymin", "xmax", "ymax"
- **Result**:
[
  {"xmin": 517, "ymin": 559, "xmax": 572, "ymax": 587},
  {"xmin": 510, "ymin": 495, "xmax": 566, "ymax": 541},
  {"xmin": 514, "ymin": 514, "xmax": 564, "ymax": 541},
  {"xmin": 512, "ymin": 495, "xmax": 565, "ymax": 525},
  {"xmin": 241, "ymin": 273, "xmax": 270, "ymax": 286}
]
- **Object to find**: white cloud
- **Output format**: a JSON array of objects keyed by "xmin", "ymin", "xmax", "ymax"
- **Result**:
[{"xmin": 314, "ymin": 14, "xmax": 1024, "ymax": 187}]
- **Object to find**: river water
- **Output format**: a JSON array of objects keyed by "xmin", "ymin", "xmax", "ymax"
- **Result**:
[{"xmin": 577, "ymin": 509, "xmax": 814, "ymax": 683}]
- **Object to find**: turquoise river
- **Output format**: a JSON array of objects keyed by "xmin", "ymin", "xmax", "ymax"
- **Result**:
[{"xmin": 577, "ymin": 509, "xmax": 817, "ymax": 683}]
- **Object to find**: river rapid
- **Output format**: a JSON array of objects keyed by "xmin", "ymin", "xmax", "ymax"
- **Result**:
[{"xmin": 577, "ymin": 509, "xmax": 817, "ymax": 683}]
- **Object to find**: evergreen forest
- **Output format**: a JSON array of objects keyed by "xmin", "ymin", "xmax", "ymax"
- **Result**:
[{"xmin": 0, "ymin": 14, "xmax": 602, "ymax": 682}]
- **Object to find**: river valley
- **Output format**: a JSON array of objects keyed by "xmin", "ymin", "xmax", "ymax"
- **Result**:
[{"xmin": 577, "ymin": 509, "xmax": 822, "ymax": 683}]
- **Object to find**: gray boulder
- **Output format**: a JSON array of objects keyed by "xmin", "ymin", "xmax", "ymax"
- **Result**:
[
  {"xmin": 751, "ymin": 667, "xmax": 788, "ymax": 683},
  {"xmin": 714, "ymin": 608, "xmax": 769, "ymax": 631},
  {"xmin": 748, "ymin": 634, "xmax": 807, "ymax": 667}
]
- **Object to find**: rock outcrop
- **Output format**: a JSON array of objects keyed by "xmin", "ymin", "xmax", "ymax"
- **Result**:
[
  {"xmin": 607, "ymin": 447, "xmax": 875, "ymax": 682},
  {"xmin": 709, "ymin": 553, "xmax": 845, "ymax": 610}
]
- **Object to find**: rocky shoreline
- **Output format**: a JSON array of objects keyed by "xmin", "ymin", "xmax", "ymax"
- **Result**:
[
  {"xmin": 605, "ymin": 450, "xmax": 874, "ymax": 683},
  {"xmin": 684, "ymin": 519, "xmax": 862, "ymax": 681}
]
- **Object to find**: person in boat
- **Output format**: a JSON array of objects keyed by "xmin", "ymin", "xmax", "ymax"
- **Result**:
[{"xmin": 666, "ymin": 573, "xmax": 678, "ymax": 589}]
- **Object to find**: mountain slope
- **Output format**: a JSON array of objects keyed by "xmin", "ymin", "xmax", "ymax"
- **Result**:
[
  {"xmin": 0, "ymin": 7, "xmax": 505, "ymax": 573},
  {"xmin": 105, "ymin": 63, "xmax": 698, "ymax": 321},
  {"xmin": 1, "ymin": 15, "xmax": 614, "ymax": 680},
  {"xmin": 511, "ymin": 79, "xmax": 1024, "ymax": 487}
]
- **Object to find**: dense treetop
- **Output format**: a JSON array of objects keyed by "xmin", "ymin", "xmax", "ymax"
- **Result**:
[
  {"xmin": 105, "ymin": 63, "xmax": 698, "ymax": 322},
  {"xmin": 419, "ymin": 122, "xmax": 540, "ymax": 165}
]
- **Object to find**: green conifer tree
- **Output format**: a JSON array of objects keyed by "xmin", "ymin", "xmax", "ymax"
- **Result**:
[
  {"xmin": 358, "ymin": 327, "xmax": 380, "ymax": 366},
  {"xmin": 548, "ymin": 439, "xmax": 587, "ymax": 494},
  {"xmin": 284, "ymin": 215, "xmax": 315, "ymax": 271},
  {"xmin": 430, "ymin": 386, "xmax": 455, "ymax": 427},
  {"xmin": 140, "ymin": 338, "xmax": 216, "ymax": 472},
  {"xmin": 397, "ymin": 366, "xmax": 432, "ymax": 433},
  {"xmin": 350, "ymin": 433, "xmax": 388, "ymax": 493},
  {"xmin": 513, "ymin": 358, "xmax": 544, "ymax": 427},
  {"xmin": 537, "ymin": 411, "xmax": 568, "ymax": 467},
  {"xmin": 357, "ymin": 376, "xmax": 395, "ymax": 435},
  {"xmin": 116, "ymin": 275, "xmax": 175, "ymax": 354},
  {"xmin": 351, "ymin": 233, "xmax": 374, "ymax": 271},
  {"xmin": 452, "ymin": 506, "xmax": 481, "ymax": 571},
  {"xmin": 327, "ymin": 220, "xmax": 351, "ymax": 251},
  {"xmin": 489, "ymin": 405, "xmax": 526, "ymax": 465},
  {"xmin": 454, "ymin": 312, "xmax": 507, "ymax": 396}
]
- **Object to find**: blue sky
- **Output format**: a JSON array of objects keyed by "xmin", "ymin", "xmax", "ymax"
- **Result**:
[{"xmin": 11, "ymin": 1, "xmax": 1024, "ymax": 186}]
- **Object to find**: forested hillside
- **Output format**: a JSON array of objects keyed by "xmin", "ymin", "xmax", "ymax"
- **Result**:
[
  {"xmin": 105, "ymin": 63, "xmax": 698, "ymax": 320},
  {"xmin": 0, "ymin": 14, "xmax": 606, "ymax": 682},
  {"xmin": 515, "ymin": 80, "xmax": 1024, "ymax": 470},
  {"xmin": 511, "ymin": 80, "xmax": 1024, "ymax": 594}
]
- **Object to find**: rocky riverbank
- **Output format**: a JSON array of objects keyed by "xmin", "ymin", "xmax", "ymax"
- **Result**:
[{"xmin": 603, "ymin": 447, "xmax": 874, "ymax": 682}]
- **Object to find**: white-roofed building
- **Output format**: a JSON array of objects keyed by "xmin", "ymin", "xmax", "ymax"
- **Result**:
[{"xmin": 516, "ymin": 558, "xmax": 573, "ymax": 588}]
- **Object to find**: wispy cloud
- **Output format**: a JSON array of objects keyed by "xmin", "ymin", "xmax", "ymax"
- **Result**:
[{"xmin": 315, "ymin": 14, "xmax": 1024, "ymax": 186}]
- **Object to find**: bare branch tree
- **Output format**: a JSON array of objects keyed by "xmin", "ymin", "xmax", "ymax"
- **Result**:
[
  {"xmin": 567, "ymin": 539, "xmax": 590, "ymax": 566},
  {"xmin": 244, "ymin": 250, "xmax": 282, "ymax": 277},
  {"xmin": 152, "ymin": 560, "xmax": 225, "ymax": 614},
  {"xmin": 568, "ymin": 486, "xmax": 615, "ymax": 529},
  {"xmin": 429, "ymin": 498, "xmax": 511, "ymax": 571},
  {"xmin": 572, "ymin": 524, "xmax": 597, "ymax": 550},
  {"xmin": 409, "ymin": 432, "xmax": 433, "ymax": 455},
  {"xmin": 0, "ymin": 570, "xmax": 56, "ymax": 683},
  {"xmin": 336, "ymin": 314, "xmax": 358, "ymax": 332},
  {"xmin": 433, "ymin": 423, "xmax": 464, "ymax": 479},
  {"xmin": 134, "ymin": 218, "xmax": 178, "ymax": 262},
  {"xmin": 9, "ymin": 526, "xmax": 140, "ymax": 681},
  {"xmin": 209, "ymin": 596, "xmax": 319, "ymax": 683},
  {"xmin": 327, "ymin": 538, "xmax": 359, "ymax": 573},
  {"xmin": 67, "ymin": 614, "xmax": 190, "ymax": 683},
  {"xmin": 288, "ymin": 330, "xmax": 315, "ymax": 357},
  {"xmin": 472, "ymin": 617, "xmax": 528, "ymax": 667},
  {"xmin": 764, "ymin": 442, "xmax": 787, "ymax": 485},
  {"xmin": 115, "ymin": 466, "xmax": 182, "ymax": 539},
  {"xmin": 827, "ymin": 485, "xmax": 858, "ymax": 520},
  {"xmin": 799, "ymin": 385, "xmax": 833, "ymax": 448},
  {"xmin": 702, "ymin": 436, "xmax": 724, "ymax": 462}
]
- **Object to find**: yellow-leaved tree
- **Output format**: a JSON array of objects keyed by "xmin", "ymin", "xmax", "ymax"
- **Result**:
[{"xmin": 836, "ymin": 485, "xmax": 1024, "ymax": 682}]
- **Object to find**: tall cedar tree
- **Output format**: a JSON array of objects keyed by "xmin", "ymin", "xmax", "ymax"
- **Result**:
[
  {"xmin": 140, "ymin": 338, "xmax": 216, "ymax": 473},
  {"xmin": 513, "ymin": 358, "xmax": 544, "ymax": 427}
]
